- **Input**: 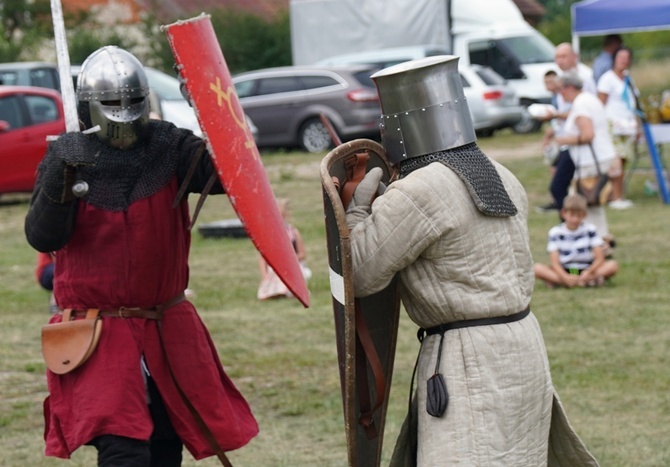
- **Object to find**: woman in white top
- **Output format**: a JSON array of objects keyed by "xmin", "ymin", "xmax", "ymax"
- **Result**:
[
  {"xmin": 553, "ymin": 71, "xmax": 616, "ymax": 240},
  {"xmin": 597, "ymin": 47, "xmax": 639, "ymax": 209}
]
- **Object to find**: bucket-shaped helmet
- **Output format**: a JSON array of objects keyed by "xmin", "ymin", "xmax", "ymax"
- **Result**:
[{"xmin": 371, "ymin": 55, "xmax": 476, "ymax": 165}]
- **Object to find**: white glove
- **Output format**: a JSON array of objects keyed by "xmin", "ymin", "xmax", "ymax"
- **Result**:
[{"xmin": 346, "ymin": 167, "xmax": 384, "ymax": 229}]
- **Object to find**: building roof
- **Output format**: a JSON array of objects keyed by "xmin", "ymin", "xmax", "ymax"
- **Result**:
[
  {"xmin": 63, "ymin": 0, "xmax": 544, "ymax": 26},
  {"xmin": 64, "ymin": 0, "xmax": 142, "ymax": 23},
  {"xmin": 134, "ymin": 0, "xmax": 288, "ymax": 22},
  {"xmin": 511, "ymin": 0, "xmax": 546, "ymax": 20}
]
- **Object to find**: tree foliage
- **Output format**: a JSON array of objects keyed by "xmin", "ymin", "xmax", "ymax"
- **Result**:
[
  {"xmin": 0, "ymin": 0, "xmax": 52, "ymax": 61},
  {"xmin": 68, "ymin": 29, "xmax": 137, "ymax": 66}
]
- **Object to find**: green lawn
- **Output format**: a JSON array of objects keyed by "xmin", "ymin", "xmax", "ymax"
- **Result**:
[{"xmin": 1, "ymin": 131, "xmax": 668, "ymax": 466}]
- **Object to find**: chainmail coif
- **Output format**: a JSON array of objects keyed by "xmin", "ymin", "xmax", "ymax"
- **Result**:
[
  {"xmin": 41, "ymin": 121, "xmax": 189, "ymax": 211},
  {"xmin": 399, "ymin": 142, "xmax": 518, "ymax": 217}
]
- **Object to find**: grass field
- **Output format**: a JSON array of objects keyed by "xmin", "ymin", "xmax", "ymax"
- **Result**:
[{"xmin": 1, "ymin": 130, "xmax": 669, "ymax": 466}]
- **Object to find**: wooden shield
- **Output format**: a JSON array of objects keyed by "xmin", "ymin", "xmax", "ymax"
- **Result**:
[{"xmin": 320, "ymin": 139, "xmax": 401, "ymax": 467}]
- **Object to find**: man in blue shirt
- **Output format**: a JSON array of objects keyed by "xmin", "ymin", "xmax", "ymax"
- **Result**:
[{"xmin": 592, "ymin": 34, "xmax": 623, "ymax": 84}]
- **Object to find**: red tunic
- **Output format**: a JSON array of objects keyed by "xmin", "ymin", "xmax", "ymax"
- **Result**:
[{"xmin": 44, "ymin": 178, "xmax": 258, "ymax": 459}]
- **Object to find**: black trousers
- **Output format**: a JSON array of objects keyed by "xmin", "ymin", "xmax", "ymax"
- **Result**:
[
  {"xmin": 89, "ymin": 375, "xmax": 183, "ymax": 467},
  {"xmin": 550, "ymin": 149, "xmax": 576, "ymax": 210}
]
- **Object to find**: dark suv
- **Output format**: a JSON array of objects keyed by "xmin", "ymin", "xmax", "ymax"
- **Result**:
[{"xmin": 233, "ymin": 65, "xmax": 381, "ymax": 153}]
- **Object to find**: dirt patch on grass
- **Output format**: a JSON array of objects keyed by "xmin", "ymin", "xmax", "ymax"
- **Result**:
[{"xmin": 482, "ymin": 139, "xmax": 541, "ymax": 162}]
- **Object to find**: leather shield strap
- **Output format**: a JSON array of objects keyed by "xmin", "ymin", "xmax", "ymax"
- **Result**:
[
  {"xmin": 336, "ymin": 151, "xmax": 387, "ymax": 439},
  {"xmin": 355, "ymin": 301, "xmax": 387, "ymax": 439},
  {"xmin": 157, "ymin": 320, "xmax": 234, "ymax": 467},
  {"xmin": 340, "ymin": 152, "xmax": 370, "ymax": 209},
  {"xmin": 171, "ymin": 141, "xmax": 218, "ymax": 231}
]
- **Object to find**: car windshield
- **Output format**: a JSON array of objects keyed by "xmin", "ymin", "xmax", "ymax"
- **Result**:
[
  {"xmin": 497, "ymin": 34, "xmax": 556, "ymax": 65},
  {"xmin": 475, "ymin": 67, "xmax": 506, "ymax": 86},
  {"xmin": 145, "ymin": 69, "xmax": 183, "ymax": 101},
  {"xmin": 352, "ymin": 70, "xmax": 378, "ymax": 88}
]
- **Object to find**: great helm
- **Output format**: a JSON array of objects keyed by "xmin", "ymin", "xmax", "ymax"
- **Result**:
[
  {"xmin": 371, "ymin": 55, "xmax": 476, "ymax": 165},
  {"xmin": 77, "ymin": 46, "xmax": 150, "ymax": 149}
]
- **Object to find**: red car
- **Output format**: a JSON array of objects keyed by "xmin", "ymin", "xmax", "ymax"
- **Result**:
[{"xmin": 0, "ymin": 86, "xmax": 65, "ymax": 194}]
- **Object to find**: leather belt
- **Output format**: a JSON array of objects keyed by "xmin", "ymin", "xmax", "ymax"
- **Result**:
[
  {"xmin": 418, "ymin": 306, "xmax": 531, "ymax": 340},
  {"xmin": 63, "ymin": 292, "xmax": 187, "ymax": 320}
]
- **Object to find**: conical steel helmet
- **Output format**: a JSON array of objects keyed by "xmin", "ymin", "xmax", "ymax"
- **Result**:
[{"xmin": 77, "ymin": 46, "xmax": 150, "ymax": 149}]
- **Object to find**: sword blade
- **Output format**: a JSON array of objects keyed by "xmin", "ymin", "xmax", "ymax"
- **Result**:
[{"xmin": 50, "ymin": 0, "xmax": 79, "ymax": 133}]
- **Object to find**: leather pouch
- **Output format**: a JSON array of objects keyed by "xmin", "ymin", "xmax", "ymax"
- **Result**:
[
  {"xmin": 575, "ymin": 174, "xmax": 612, "ymax": 206},
  {"xmin": 426, "ymin": 373, "xmax": 448, "ymax": 418},
  {"xmin": 41, "ymin": 308, "xmax": 102, "ymax": 374}
]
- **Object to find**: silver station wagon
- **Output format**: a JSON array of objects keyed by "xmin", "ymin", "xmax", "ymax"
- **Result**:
[{"xmin": 233, "ymin": 65, "xmax": 382, "ymax": 153}]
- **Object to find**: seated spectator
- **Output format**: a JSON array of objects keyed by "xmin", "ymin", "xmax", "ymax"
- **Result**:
[{"xmin": 534, "ymin": 194, "xmax": 618, "ymax": 288}]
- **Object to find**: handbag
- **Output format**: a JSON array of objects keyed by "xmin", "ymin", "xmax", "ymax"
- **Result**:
[
  {"xmin": 41, "ymin": 308, "xmax": 102, "ymax": 374},
  {"xmin": 575, "ymin": 144, "xmax": 612, "ymax": 206}
]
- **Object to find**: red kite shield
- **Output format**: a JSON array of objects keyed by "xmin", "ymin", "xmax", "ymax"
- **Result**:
[{"xmin": 163, "ymin": 14, "xmax": 309, "ymax": 307}]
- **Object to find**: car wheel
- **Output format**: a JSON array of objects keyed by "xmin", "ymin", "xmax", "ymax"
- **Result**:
[
  {"xmin": 299, "ymin": 118, "xmax": 332, "ymax": 153},
  {"xmin": 512, "ymin": 106, "xmax": 541, "ymax": 134}
]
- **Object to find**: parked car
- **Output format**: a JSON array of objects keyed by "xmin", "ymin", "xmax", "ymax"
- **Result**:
[
  {"xmin": 459, "ymin": 64, "xmax": 523, "ymax": 136},
  {"xmin": 1, "ymin": 61, "xmax": 259, "ymax": 143},
  {"xmin": 320, "ymin": 50, "xmax": 523, "ymax": 137},
  {"xmin": 232, "ymin": 65, "xmax": 382, "ymax": 153},
  {"xmin": 0, "ymin": 61, "xmax": 60, "ymax": 90},
  {"xmin": 0, "ymin": 86, "xmax": 65, "ymax": 194}
]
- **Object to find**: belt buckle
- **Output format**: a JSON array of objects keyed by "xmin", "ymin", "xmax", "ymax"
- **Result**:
[{"xmin": 118, "ymin": 306, "xmax": 140, "ymax": 318}]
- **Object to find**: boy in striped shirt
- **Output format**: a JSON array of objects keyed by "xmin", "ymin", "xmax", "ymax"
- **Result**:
[{"xmin": 534, "ymin": 194, "xmax": 618, "ymax": 288}]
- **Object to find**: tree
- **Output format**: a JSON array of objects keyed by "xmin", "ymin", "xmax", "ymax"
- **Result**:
[
  {"xmin": 143, "ymin": 7, "xmax": 292, "ymax": 75},
  {"xmin": 207, "ymin": 7, "xmax": 291, "ymax": 74},
  {"xmin": 68, "ymin": 28, "xmax": 137, "ymax": 66},
  {"xmin": 0, "ymin": 0, "xmax": 52, "ymax": 61}
]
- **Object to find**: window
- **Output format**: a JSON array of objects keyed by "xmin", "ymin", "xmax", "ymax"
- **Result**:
[
  {"xmin": 0, "ymin": 71, "xmax": 19, "ymax": 86},
  {"xmin": 235, "ymin": 79, "xmax": 257, "ymax": 98},
  {"xmin": 475, "ymin": 67, "xmax": 506, "ymax": 86},
  {"xmin": 145, "ymin": 68, "xmax": 183, "ymax": 101},
  {"xmin": 460, "ymin": 74, "xmax": 471, "ymax": 88},
  {"xmin": 497, "ymin": 35, "xmax": 555, "ymax": 65},
  {"xmin": 255, "ymin": 77, "xmax": 303, "ymax": 96},
  {"xmin": 469, "ymin": 40, "xmax": 524, "ymax": 80},
  {"xmin": 29, "ymin": 68, "xmax": 59, "ymax": 90},
  {"xmin": 300, "ymin": 75, "xmax": 339, "ymax": 90},
  {"xmin": 352, "ymin": 70, "xmax": 378, "ymax": 88},
  {"xmin": 0, "ymin": 95, "xmax": 25, "ymax": 130},
  {"xmin": 26, "ymin": 95, "xmax": 58, "ymax": 124}
]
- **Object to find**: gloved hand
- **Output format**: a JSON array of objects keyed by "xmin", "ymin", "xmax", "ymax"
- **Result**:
[
  {"xmin": 346, "ymin": 167, "xmax": 384, "ymax": 229},
  {"xmin": 37, "ymin": 132, "xmax": 94, "ymax": 203}
]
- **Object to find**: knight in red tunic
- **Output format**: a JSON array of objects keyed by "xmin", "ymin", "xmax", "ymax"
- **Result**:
[{"xmin": 25, "ymin": 46, "xmax": 258, "ymax": 465}]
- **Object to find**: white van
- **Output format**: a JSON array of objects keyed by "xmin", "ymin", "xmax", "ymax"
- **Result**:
[
  {"xmin": 316, "ymin": 38, "xmax": 556, "ymax": 134},
  {"xmin": 291, "ymin": 0, "xmax": 560, "ymax": 133}
]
